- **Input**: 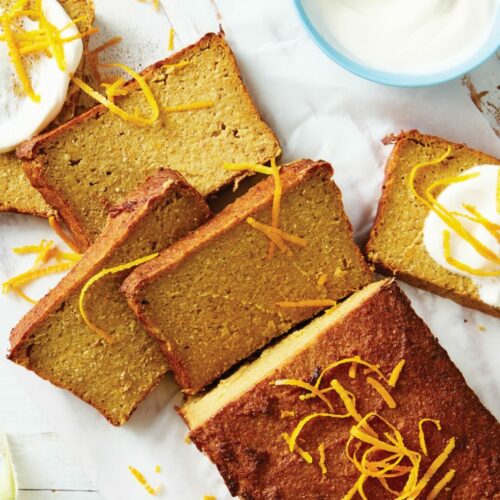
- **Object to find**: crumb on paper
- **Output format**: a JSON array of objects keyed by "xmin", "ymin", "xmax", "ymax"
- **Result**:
[{"xmin": 477, "ymin": 324, "xmax": 486, "ymax": 332}]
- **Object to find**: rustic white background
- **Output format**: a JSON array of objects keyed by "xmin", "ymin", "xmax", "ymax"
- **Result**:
[{"xmin": 1, "ymin": 1, "xmax": 499, "ymax": 499}]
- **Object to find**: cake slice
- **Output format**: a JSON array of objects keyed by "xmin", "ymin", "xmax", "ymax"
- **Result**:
[
  {"xmin": 0, "ymin": 0, "xmax": 95, "ymax": 217},
  {"xmin": 18, "ymin": 32, "xmax": 281, "ymax": 249},
  {"xmin": 123, "ymin": 160, "xmax": 373, "ymax": 394},
  {"xmin": 366, "ymin": 130, "xmax": 500, "ymax": 317},
  {"xmin": 181, "ymin": 279, "xmax": 500, "ymax": 499},
  {"xmin": 8, "ymin": 169, "xmax": 210, "ymax": 425}
]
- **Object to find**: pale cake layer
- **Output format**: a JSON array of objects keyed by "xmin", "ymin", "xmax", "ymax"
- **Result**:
[
  {"xmin": 19, "ymin": 32, "xmax": 281, "ymax": 249},
  {"xmin": 123, "ymin": 160, "xmax": 373, "ymax": 394},
  {"xmin": 9, "ymin": 169, "xmax": 210, "ymax": 425}
]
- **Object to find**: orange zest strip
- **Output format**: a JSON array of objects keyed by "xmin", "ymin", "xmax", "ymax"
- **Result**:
[
  {"xmin": 128, "ymin": 466, "xmax": 160, "ymax": 496},
  {"xmin": 78, "ymin": 253, "xmax": 158, "ymax": 343},
  {"xmin": 247, "ymin": 217, "xmax": 306, "ymax": 250},
  {"xmin": 443, "ymin": 230, "xmax": 500, "ymax": 277},
  {"xmin": 3, "ymin": 262, "xmax": 73, "ymax": 292},
  {"xmin": 330, "ymin": 380, "xmax": 365, "ymax": 426},
  {"xmin": 425, "ymin": 176, "xmax": 500, "ymax": 267},
  {"xmin": 426, "ymin": 469, "xmax": 456, "ymax": 500},
  {"xmin": 288, "ymin": 412, "xmax": 350, "ymax": 454},
  {"xmin": 168, "ymin": 27, "xmax": 175, "ymax": 51},
  {"xmin": 349, "ymin": 361, "xmax": 358, "ymax": 379},
  {"xmin": 72, "ymin": 62, "xmax": 159, "ymax": 126},
  {"xmin": 408, "ymin": 147, "xmax": 500, "ymax": 267},
  {"xmin": 407, "ymin": 437, "xmax": 455, "ymax": 499},
  {"xmin": 457, "ymin": 204, "xmax": 500, "ymax": 239},
  {"xmin": 276, "ymin": 299, "xmax": 337, "ymax": 308},
  {"xmin": 497, "ymin": 169, "xmax": 500, "ymax": 214},
  {"xmin": 317, "ymin": 273, "xmax": 328, "ymax": 286},
  {"xmin": 90, "ymin": 36, "xmax": 122, "ymax": 56},
  {"xmin": 0, "ymin": 13, "xmax": 39, "ymax": 101},
  {"xmin": 418, "ymin": 418, "xmax": 441, "ymax": 456},
  {"xmin": 11, "ymin": 287, "xmax": 37, "ymax": 304},
  {"xmin": 366, "ymin": 377, "xmax": 396, "ymax": 409},
  {"xmin": 281, "ymin": 433, "xmax": 313, "ymax": 464},
  {"xmin": 314, "ymin": 357, "xmax": 392, "ymax": 392},
  {"xmin": 247, "ymin": 218, "xmax": 291, "ymax": 256},
  {"xmin": 268, "ymin": 158, "xmax": 282, "ymax": 258},
  {"xmin": 318, "ymin": 443, "xmax": 327, "ymax": 475},
  {"xmin": 48, "ymin": 216, "xmax": 80, "ymax": 252},
  {"xmin": 388, "ymin": 359, "xmax": 405, "ymax": 387},
  {"xmin": 223, "ymin": 162, "xmax": 274, "ymax": 175},
  {"xmin": 274, "ymin": 379, "xmax": 334, "ymax": 412},
  {"xmin": 165, "ymin": 100, "xmax": 214, "ymax": 112}
]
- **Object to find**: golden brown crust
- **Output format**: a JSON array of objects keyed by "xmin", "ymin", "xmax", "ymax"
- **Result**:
[
  {"xmin": 8, "ymin": 169, "xmax": 211, "ymax": 424},
  {"xmin": 23, "ymin": 157, "xmax": 92, "ymax": 250},
  {"xmin": 17, "ymin": 31, "xmax": 281, "ymax": 248},
  {"xmin": 366, "ymin": 129, "xmax": 500, "ymax": 317},
  {"xmin": 184, "ymin": 281, "xmax": 500, "ymax": 499}
]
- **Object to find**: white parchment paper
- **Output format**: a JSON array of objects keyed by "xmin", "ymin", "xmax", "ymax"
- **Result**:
[{"xmin": 0, "ymin": 1, "xmax": 499, "ymax": 499}]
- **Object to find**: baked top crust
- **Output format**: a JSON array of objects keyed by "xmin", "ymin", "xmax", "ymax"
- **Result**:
[{"xmin": 182, "ymin": 280, "xmax": 500, "ymax": 499}]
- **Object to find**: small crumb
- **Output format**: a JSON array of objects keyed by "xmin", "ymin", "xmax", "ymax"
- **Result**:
[
  {"xmin": 280, "ymin": 410, "xmax": 295, "ymax": 418},
  {"xmin": 477, "ymin": 325, "xmax": 486, "ymax": 332},
  {"xmin": 184, "ymin": 434, "xmax": 192, "ymax": 444},
  {"xmin": 155, "ymin": 465, "xmax": 161, "ymax": 473},
  {"xmin": 203, "ymin": 496, "xmax": 216, "ymax": 500}
]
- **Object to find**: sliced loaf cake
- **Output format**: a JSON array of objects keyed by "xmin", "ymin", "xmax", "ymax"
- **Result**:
[
  {"xmin": 366, "ymin": 130, "xmax": 500, "ymax": 317},
  {"xmin": 18, "ymin": 32, "xmax": 281, "ymax": 248},
  {"xmin": 123, "ymin": 160, "xmax": 373, "ymax": 394},
  {"xmin": 181, "ymin": 280, "xmax": 500, "ymax": 499},
  {"xmin": 0, "ymin": 0, "xmax": 95, "ymax": 217},
  {"xmin": 9, "ymin": 169, "xmax": 210, "ymax": 425}
]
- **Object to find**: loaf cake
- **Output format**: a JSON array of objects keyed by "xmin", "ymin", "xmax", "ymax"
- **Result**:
[
  {"xmin": 366, "ymin": 130, "xmax": 500, "ymax": 317},
  {"xmin": 123, "ymin": 160, "xmax": 373, "ymax": 394},
  {"xmin": 8, "ymin": 169, "xmax": 210, "ymax": 425},
  {"xmin": 0, "ymin": 0, "xmax": 95, "ymax": 217},
  {"xmin": 181, "ymin": 279, "xmax": 500, "ymax": 499},
  {"xmin": 18, "ymin": 32, "xmax": 281, "ymax": 249}
]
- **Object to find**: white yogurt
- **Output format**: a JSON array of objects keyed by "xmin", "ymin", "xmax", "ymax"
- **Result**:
[
  {"xmin": 305, "ymin": 0, "xmax": 498, "ymax": 74},
  {"xmin": 423, "ymin": 165, "xmax": 500, "ymax": 307},
  {"xmin": 0, "ymin": 0, "xmax": 83, "ymax": 153}
]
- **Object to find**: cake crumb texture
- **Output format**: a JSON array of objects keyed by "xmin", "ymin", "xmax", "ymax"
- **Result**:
[
  {"xmin": 123, "ymin": 160, "xmax": 373, "ymax": 394},
  {"xmin": 8, "ymin": 169, "xmax": 210, "ymax": 425}
]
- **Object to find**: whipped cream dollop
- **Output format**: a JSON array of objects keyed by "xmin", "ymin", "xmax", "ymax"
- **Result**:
[
  {"xmin": 306, "ymin": 0, "xmax": 498, "ymax": 74},
  {"xmin": 423, "ymin": 164, "xmax": 500, "ymax": 307},
  {"xmin": 0, "ymin": 0, "xmax": 83, "ymax": 153}
]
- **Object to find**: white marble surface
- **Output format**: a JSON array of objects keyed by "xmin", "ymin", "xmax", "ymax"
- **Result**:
[{"xmin": 1, "ymin": 1, "xmax": 499, "ymax": 499}]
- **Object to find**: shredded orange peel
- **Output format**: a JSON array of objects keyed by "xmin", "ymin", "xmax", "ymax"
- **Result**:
[
  {"xmin": 273, "ymin": 356, "xmax": 456, "ymax": 497},
  {"xmin": 73, "ymin": 62, "xmax": 159, "ymax": 126},
  {"xmin": 418, "ymin": 418, "xmax": 441, "ymax": 456},
  {"xmin": 165, "ymin": 100, "xmax": 214, "ymax": 112},
  {"xmin": 246, "ymin": 217, "xmax": 306, "ymax": 257},
  {"xmin": 0, "ymin": 1, "xmax": 95, "ymax": 101},
  {"xmin": 128, "ymin": 465, "xmax": 160, "ymax": 496},
  {"xmin": 168, "ymin": 27, "xmax": 174, "ymax": 51},
  {"xmin": 78, "ymin": 252, "xmax": 158, "ymax": 343},
  {"xmin": 3, "ymin": 237, "xmax": 81, "ymax": 304},
  {"xmin": 408, "ymin": 148, "xmax": 500, "ymax": 276},
  {"xmin": 224, "ymin": 159, "xmax": 287, "ymax": 258}
]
